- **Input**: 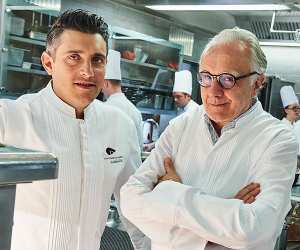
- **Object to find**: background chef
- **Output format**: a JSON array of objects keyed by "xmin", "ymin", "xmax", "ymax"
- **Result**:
[
  {"xmin": 102, "ymin": 49, "xmax": 143, "ymax": 149},
  {"xmin": 172, "ymin": 70, "xmax": 199, "ymax": 114}
]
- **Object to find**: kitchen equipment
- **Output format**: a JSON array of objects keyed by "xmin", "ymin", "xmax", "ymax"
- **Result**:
[
  {"xmin": 164, "ymin": 96, "xmax": 173, "ymax": 110},
  {"xmin": 8, "ymin": 47, "xmax": 29, "ymax": 67},
  {"xmin": 0, "ymin": 145, "xmax": 58, "ymax": 250},
  {"xmin": 106, "ymin": 205, "xmax": 121, "ymax": 229},
  {"xmin": 10, "ymin": 16, "xmax": 25, "ymax": 36},
  {"xmin": 122, "ymin": 50, "xmax": 135, "ymax": 60},
  {"xmin": 134, "ymin": 46, "xmax": 142, "ymax": 61},
  {"xmin": 154, "ymin": 94, "xmax": 164, "ymax": 109}
]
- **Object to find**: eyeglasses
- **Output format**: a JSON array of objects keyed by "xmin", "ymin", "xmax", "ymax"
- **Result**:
[
  {"xmin": 197, "ymin": 71, "xmax": 260, "ymax": 89},
  {"xmin": 286, "ymin": 106, "xmax": 300, "ymax": 111}
]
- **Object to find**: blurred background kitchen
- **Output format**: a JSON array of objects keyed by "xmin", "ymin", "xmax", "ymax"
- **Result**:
[{"xmin": 1, "ymin": 0, "xmax": 300, "ymax": 249}]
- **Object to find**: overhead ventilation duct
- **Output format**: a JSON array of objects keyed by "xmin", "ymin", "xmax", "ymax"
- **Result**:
[
  {"xmin": 269, "ymin": 11, "xmax": 300, "ymax": 40},
  {"xmin": 250, "ymin": 12, "xmax": 300, "ymax": 41},
  {"xmin": 169, "ymin": 26, "xmax": 194, "ymax": 56}
]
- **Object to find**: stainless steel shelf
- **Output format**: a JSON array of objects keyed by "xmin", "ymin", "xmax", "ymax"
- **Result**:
[
  {"xmin": 121, "ymin": 58, "xmax": 176, "ymax": 72},
  {"xmin": 6, "ymin": 5, "xmax": 59, "ymax": 16},
  {"xmin": 111, "ymin": 26, "xmax": 182, "ymax": 50},
  {"xmin": 138, "ymin": 107, "xmax": 177, "ymax": 115},
  {"xmin": 10, "ymin": 35, "xmax": 45, "ymax": 46},
  {"xmin": 122, "ymin": 82, "xmax": 172, "ymax": 94},
  {"xmin": 7, "ymin": 66, "xmax": 48, "ymax": 76}
]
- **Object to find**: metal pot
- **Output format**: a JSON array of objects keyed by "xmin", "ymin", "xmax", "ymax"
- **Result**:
[{"xmin": 154, "ymin": 95, "xmax": 164, "ymax": 109}]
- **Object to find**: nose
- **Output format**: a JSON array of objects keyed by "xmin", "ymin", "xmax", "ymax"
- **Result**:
[
  {"xmin": 79, "ymin": 61, "xmax": 94, "ymax": 78},
  {"xmin": 207, "ymin": 77, "xmax": 223, "ymax": 97}
]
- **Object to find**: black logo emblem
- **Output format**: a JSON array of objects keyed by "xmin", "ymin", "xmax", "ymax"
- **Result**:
[{"xmin": 106, "ymin": 147, "xmax": 116, "ymax": 155}]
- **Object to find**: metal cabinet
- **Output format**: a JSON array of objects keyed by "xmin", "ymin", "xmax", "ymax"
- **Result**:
[
  {"xmin": 0, "ymin": 0, "xmax": 59, "ymax": 97},
  {"xmin": 109, "ymin": 26, "xmax": 184, "ymax": 116}
]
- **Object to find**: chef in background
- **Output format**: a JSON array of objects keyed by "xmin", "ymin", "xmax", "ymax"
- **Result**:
[
  {"xmin": 280, "ymin": 85, "xmax": 300, "ymax": 185},
  {"xmin": 280, "ymin": 85, "xmax": 300, "ymax": 129},
  {"xmin": 102, "ymin": 49, "xmax": 143, "ymax": 149},
  {"xmin": 0, "ymin": 10, "xmax": 146, "ymax": 250},
  {"xmin": 172, "ymin": 70, "xmax": 199, "ymax": 114}
]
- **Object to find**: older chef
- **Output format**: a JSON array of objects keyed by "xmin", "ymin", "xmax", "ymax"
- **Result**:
[
  {"xmin": 172, "ymin": 70, "xmax": 199, "ymax": 113},
  {"xmin": 120, "ymin": 27, "xmax": 298, "ymax": 250},
  {"xmin": 102, "ymin": 49, "xmax": 143, "ymax": 149},
  {"xmin": 0, "ymin": 10, "xmax": 145, "ymax": 250}
]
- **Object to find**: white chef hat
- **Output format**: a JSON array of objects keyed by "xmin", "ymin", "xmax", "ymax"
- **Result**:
[
  {"xmin": 173, "ymin": 70, "xmax": 192, "ymax": 95},
  {"xmin": 104, "ymin": 49, "xmax": 121, "ymax": 80},
  {"xmin": 280, "ymin": 85, "xmax": 299, "ymax": 108}
]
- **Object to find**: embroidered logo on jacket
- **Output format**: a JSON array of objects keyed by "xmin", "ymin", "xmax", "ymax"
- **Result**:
[{"xmin": 106, "ymin": 147, "xmax": 116, "ymax": 155}]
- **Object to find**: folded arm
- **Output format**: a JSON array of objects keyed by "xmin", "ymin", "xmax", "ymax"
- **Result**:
[{"xmin": 121, "ymin": 125, "xmax": 297, "ymax": 248}]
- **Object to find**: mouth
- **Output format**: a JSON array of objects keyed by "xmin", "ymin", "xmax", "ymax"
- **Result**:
[
  {"xmin": 74, "ymin": 82, "xmax": 96, "ymax": 89},
  {"xmin": 209, "ymin": 102, "xmax": 229, "ymax": 107}
]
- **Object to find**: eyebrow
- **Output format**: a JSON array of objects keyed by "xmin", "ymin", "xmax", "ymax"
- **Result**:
[{"xmin": 65, "ymin": 50, "xmax": 106, "ymax": 58}]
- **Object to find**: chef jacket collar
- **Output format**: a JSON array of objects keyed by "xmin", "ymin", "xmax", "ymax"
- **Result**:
[
  {"xmin": 108, "ymin": 92, "xmax": 125, "ymax": 100},
  {"xmin": 204, "ymin": 98, "xmax": 258, "ymax": 144},
  {"xmin": 43, "ymin": 81, "xmax": 95, "ymax": 119}
]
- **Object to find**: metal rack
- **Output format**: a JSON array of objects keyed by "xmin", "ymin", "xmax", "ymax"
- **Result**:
[
  {"xmin": 0, "ymin": 1, "xmax": 59, "ymax": 95},
  {"xmin": 110, "ymin": 26, "xmax": 183, "ymax": 116}
]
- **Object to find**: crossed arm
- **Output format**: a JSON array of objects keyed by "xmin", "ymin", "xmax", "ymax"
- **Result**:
[
  {"xmin": 120, "ymin": 123, "xmax": 297, "ymax": 249},
  {"xmin": 159, "ymin": 157, "xmax": 261, "ymax": 204}
]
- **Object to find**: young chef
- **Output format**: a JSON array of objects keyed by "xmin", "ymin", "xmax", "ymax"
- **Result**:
[{"xmin": 0, "ymin": 9, "xmax": 146, "ymax": 250}]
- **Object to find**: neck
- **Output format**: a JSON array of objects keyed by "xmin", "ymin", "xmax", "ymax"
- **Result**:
[
  {"xmin": 75, "ymin": 109, "xmax": 84, "ymax": 119},
  {"xmin": 286, "ymin": 116, "xmax": 295, "ymax": 123}
]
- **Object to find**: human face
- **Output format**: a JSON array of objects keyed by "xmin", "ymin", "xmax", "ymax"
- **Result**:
[
  {"xmin": 285, "ymin": 103, "xmax": 300, "ymax": 122},
  {"xmin": 173, "ymin": 92, "xmax": 190, "ymax": 108},
  {"xmin": 199, "ymin": 41, "xmax": 264, "ymax": 129},
  {"xmin": 41, "ymin": 30, "xmax": 107, "ymax": 117}
]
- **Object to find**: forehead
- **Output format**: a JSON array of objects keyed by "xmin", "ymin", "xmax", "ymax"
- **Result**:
[
  {"xmin": 55, "ymin": 29, "xmax": 107, "ymax": 55},
  {"xmin": 173, "ymin": 92, "xmax": 186, "ymax": 97},
  {"xmin": 200, "ymin": 41, "xmax": 252, "ymax": 74}
]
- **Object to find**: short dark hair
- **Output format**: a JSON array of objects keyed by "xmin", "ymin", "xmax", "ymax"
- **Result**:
[{"xmin": 46, "ymin": 9, "xmax": 109, "ymax": 54}]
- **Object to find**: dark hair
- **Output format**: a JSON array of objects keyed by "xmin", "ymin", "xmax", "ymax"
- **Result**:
[{"xmin": 46, "ymin": 9, "xmax": 109, "ymax": 53}]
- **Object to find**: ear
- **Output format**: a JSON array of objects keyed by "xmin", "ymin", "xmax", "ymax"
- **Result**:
[
  {"xmin": 103, "ymin": 80, "xmax": 109, "ymax": 89},
  {"xmin": 41, "ymin": 51, "xmax": 54, "ymax": 75},
  {"xmin": 251, "ymin": 74, "xmax": 265, "ymax": 97}
]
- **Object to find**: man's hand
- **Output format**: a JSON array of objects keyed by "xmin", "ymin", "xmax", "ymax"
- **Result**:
[
  {"xmin": 157, "ymin": 157, "xmax": 181, "ymax": 184},
  {"xmin": 234, "ymin": 182, "xmax": 260, "ymax": 204}
]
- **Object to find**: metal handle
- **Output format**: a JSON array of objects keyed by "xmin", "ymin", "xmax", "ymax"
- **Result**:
[{"xmin": 1, "ymin": 48, "xmax": 8, "ymax": 53}]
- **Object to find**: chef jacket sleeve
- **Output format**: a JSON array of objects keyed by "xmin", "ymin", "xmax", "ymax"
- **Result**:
[
  {"xmin": 114, "ymin": 120, "xmax": 150, "ymax": 250},
  {"xmin": 120, "ymin": 123, "xmax": 298, "ymax": 249}
]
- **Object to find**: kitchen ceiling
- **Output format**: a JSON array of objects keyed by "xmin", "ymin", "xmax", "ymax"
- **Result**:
[{"xmin": 117, "ymin": 0, "xmax": 300, "ymax": 83}]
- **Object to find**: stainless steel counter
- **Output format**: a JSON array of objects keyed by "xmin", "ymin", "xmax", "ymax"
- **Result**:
[{"xmin": 0, "ymin": 145, "xmax": 58, "ymax": 250}]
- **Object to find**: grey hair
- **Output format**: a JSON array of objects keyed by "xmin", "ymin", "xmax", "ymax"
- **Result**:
[{"xmin": 199, "ymin": 27, "xmax": 267, "ymax": 73}]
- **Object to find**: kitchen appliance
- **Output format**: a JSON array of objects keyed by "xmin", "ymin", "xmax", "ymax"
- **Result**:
[
  {"xmin": 8, "ymin": 47, "xmax": 29, "ymax": 67},
  {"xmin": 154, "ymin": 94, "xmax": 164, "ymax": 109},
  {"xmin": 164, "ymin": 96, "xmax": 173, "ymax": 110},
  {"xmin": 0, "ymin": 145, "xmax": 58, "ymax": 250},
  {"xmin": 10, "ymin": 16, "xmax": 25, "ymax": 36}
]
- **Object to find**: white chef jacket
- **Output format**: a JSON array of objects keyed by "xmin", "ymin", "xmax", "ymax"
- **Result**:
[
  {"xmin": 106, "ymin": 92, "xmax": 143, "ymax": 149},
  {"xmin": 183, "ymin": 99, "xmax": 199, "ymax": 113},
  {"xmin": 282, "ymin": 117, "xmax": 300, "ymax": 155},
  {"xmin": 121, "ymin": 101, "xmax": 298, "ymax": 250},
  {"xmin": 0, "ymin": 83, "xmax": 145, "ymax": 250}
]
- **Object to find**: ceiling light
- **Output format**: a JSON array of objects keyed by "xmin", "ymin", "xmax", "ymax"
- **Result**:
[
  {"xmin": 260, "ymin": 41, "xmax": 300, "ymax": 47},
  {"xmin": 146, "ymin": 4, "xmax": 290, "ymax": 11}
]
